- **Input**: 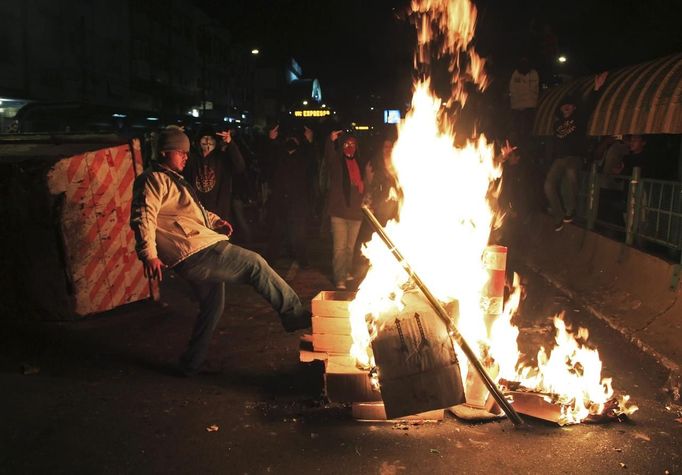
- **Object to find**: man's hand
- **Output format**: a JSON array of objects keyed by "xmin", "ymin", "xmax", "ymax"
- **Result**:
[
  {"xmin": 217, "ymin": 130, "xmax": 232, "ymax": 144},
  {"xmin": 304, "ymin": 125, "xmax": 314, "ymax": 143},
  {"xmin": 330, "ymin": 130, "xmax": 343, "ymax": 142},
  {"xmin": 143, "ymin": 257, "xmax": 167, "ymax": 282},
  {"xmin": 214, "ymin": 219, "xmax": 233, "ymax": 238},
  {"xmin": 268, "ymin": 125, "xmax": 279, "ymax": 140},
  {"xmin": 500, "ymin": 139, "xmax": 518, "ymax": 162},
  {"xmin": 594, "ymin": 71, "xmax": 608, "ymax": 91}
]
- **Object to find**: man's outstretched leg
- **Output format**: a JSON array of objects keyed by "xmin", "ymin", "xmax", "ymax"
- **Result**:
[{"xmin": 178, "ymin": 241, "xmax": 311, "ymax": 333}]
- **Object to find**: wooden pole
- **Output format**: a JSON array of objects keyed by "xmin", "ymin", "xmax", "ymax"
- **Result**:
[{"xmin": 361, "ymin": 205, "xmax": 524, "ymax": 426}]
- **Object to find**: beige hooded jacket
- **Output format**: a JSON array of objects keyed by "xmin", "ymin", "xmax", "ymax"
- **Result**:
[{"xmin": 130, "ymin": 162, "xmax": 228, "ymax": 267}]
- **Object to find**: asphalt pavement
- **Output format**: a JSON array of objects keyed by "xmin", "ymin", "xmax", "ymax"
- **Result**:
[{"xmin": 1, "ymin": 231, "xmax": 680, "ymax": 474}]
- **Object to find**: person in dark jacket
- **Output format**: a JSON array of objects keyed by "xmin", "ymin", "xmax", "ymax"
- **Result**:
[
  {"xmin": 544, "ymin": 72, "xmax": 608, "ymax": 231},
  {"xmin": 265, "ymin": 125, "xmax": 311, "ymax": 270},
  {"xmin": 324, "ymin": 131, "xmax": 373, "ymax": 289},
  {"xmin": 184, "ymin": 126, "xmax": 246, "ymax": 223}
]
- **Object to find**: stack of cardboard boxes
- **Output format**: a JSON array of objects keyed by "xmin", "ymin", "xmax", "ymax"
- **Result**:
[{"xmin": 300, "ymin": 290, "xmax": 444, "ymax": 421}]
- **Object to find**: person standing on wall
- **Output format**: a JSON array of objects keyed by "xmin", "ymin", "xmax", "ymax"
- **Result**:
[{"xmin": 544, "ymin": 71, "xmax": 608, "ymax": 231}]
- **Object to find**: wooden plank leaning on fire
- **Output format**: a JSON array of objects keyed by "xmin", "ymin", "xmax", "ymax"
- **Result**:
[{"xmin": 360, "ymin": 205, "xmax": 525, "ymax": 427}]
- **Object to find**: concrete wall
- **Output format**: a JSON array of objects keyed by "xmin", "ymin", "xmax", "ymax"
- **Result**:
[{"xmin": 516, "ymin": 214, "xmax": 681, "ymax": 393}]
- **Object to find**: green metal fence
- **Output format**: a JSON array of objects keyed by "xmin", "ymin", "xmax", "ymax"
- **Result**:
[{"xmin": 579, "ymin": 164, "xmax": 682, "ymax": 287}]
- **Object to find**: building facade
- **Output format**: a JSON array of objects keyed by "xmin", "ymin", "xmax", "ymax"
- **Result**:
[{"xmin": 0, "ymin": 0, "xmax": 255, "ymax": 131}]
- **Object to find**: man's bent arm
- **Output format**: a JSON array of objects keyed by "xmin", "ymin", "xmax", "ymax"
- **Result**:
[{"xmin": 130, "ymin": 174, "xmax": 165, "ymax": 261}]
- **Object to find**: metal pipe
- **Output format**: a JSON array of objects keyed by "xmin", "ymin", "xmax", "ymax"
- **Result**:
[
  {"xmin": 361, "ymin": 205, "xmax": 524, "ymax": 426},
  {"xmin": 626, "ymin": 167, "xmax": 641, "ymax": 246}
]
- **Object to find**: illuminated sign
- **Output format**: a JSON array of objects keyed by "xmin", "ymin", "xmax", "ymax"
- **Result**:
[
  {"xmin": 384, "ymin": 109, "xmax": 401, "ymax": 124},
  {"xmin": 293, "ymin": 109, "xmax": 331, "ymax": 118}
]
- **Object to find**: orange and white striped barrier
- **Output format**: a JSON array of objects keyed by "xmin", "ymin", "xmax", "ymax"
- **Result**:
[{"xmin": 47, "ymin": 139, "xmax": 155, "ymax": 316}]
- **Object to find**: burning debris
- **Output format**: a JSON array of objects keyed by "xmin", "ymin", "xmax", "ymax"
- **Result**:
[
  {"xmin": 301, "ymin": 0, "xmax": 638, "ymax": 427},
  {"xmin": 502, "ymin": 381, "xmax": 636, "ymax": 426}
]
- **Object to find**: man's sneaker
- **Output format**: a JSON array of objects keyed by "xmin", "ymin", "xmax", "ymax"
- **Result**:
[
  {"xmin": 282, "ymin": 310, "xmax": 312, "ymax": 333},
  {"xmin": 336, "ymin": 281, "xmax": 347, "ymax": 290},
  {"xmin": 554, "ymin": 222, "xmax": 564, "ymax": 232},
  {"xmin": 563, "ymin": 214, "xmax": 574, "ymax": 223}
]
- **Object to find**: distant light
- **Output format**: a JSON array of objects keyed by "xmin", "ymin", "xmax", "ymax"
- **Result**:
[
  {"xmin": 321, "ymin": 104, "xmax": 326, "ymax": 108},
  {"xmin": 558, "ymin": 55, "xmax": 567, "ymax": 63},
  {"xmin": 370, "ymin": 107, "xmax": 374, "ymax": 111},
  {"xmin": 223, "ymin": 117, "xmax": 229, "ymax": 122},
  {"xmin": 112, "ymin": 113, "xmax": 127, "ymax": 118},
  {"xmin": 146, "ymin": 117, "xmax": 158, "ymax": 121},
  {"xmin": 235, "ymin": 119, "xmax": 241, "ymax": 123},
  {"xmin": 384, "ymin": 109, "xmax": 401, "ymax": 124},
  {"xmin": 302, "ymin": 100, "xmax": 308, "ymax": 106},
  {"xmin": 289, "ymin": 111, "xmax": 292, "ymax": 115},
  {"xmin": 0, "ymin": 100, "xmax": 3, "ymax": 105},
  {"xmin": 241, "ymin": 113, "xmax": 246, "ymax": 119},
  {"xmin": 190, "ymin": 108, "xmax": 199, "ymax": 118},
  {"xmin": 251, "ymin": 49, "xmax": 260, "ymax": 55}
]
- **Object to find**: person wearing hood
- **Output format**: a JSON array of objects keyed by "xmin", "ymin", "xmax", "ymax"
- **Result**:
[
  {"xmin": 324, "ymin": 131, "xmax": 373, "ymax": 290},
  {"xmin": 264, "ymin": 124, "xmax": 312, "ymax": 271},
  {"xmin": 183, "ymin": 126, "xmax": 246, "ymax": 223},
  {"xmin": 544, "ymin": 71, "xmax": 608, "ymax": 231}
]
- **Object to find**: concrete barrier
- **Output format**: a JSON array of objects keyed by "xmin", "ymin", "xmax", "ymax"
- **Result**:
[{"xmin": 516, "ymin": 214, "xmax": 681, "ymax": 400}]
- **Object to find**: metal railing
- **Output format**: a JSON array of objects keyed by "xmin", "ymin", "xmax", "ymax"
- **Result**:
[{"xmin": 578, "ymin": 163, "xmax": 682, "ymax": 288}]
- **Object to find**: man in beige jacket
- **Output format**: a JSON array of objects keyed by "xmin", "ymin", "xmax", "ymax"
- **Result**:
[{"xmin": 130, "ymin": 127, "xmax": 311, "ymax": 376}]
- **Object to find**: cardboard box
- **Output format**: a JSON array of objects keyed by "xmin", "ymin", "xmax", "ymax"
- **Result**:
[
  {"xmin": 325, "ymin": 355, "xmax": 382, "ymax": 403},
  {"xmin": 371, "ymin": 292, "xmax": 465, "ymax": 419},
  {"xmin": 313, "ymin": 333, "xmax": 353, "ymax": 354},
  {"xmin": 312, "ymin": 316, "xmax": 352, "ymax": 335},
  {"xmin": 507, "ymin": 391, "xmax": 562, "ymax": 424},
  {"xmin": 352, "ymin": 402, "xmax": 444, "ymax": 421},
  {"xmin": 311, "ymin": 291, "xmax": 357, "ymax": 318}
]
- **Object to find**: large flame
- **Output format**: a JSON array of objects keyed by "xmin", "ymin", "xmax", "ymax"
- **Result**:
[{"xmin": 347, "ymin": 0, "xmax": 635, "ymax": 424}]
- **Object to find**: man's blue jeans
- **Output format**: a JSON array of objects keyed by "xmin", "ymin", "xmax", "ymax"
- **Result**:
[
  {"xmin": 174, "ymin": 240, "xmax": 308, "ymax": 373},
  {"xmin": 544, "ymin": 156, "xmax": 581, "ymax": 224},
  {"xmin": 330, "ymin": 216, "xmax": 361, "ymax": 286}
]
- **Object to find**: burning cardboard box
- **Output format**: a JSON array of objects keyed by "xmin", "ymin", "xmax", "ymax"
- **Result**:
[
  {"xmin": 371, "ymin": 291, "xmax": 465, "ymax": 419},
  {"xmin": 301, "ymin": 291, "xmax": 382, "ymax": 404}
]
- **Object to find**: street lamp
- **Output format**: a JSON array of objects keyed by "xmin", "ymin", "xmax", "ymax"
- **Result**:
[
  {"xmin": 558, "ymin": 55, "xmax": 567, "ymax": 63},
  {"xmin": 251, "ymin": 48, "xmax": 260, "ymax": 55}
]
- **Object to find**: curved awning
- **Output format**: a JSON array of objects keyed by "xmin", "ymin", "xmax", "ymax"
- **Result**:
[{"xmin": 533, "ymin": 53, "xmax": 682, "ymax": 136}]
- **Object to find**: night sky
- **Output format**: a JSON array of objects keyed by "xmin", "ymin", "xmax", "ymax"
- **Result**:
[{"xmin": 199, "ymin": 0, "xmax": 681, "ymax": 108}]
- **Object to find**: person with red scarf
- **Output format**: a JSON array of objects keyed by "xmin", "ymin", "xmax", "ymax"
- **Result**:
[{"xmin": 324, "ymin": 131, "xmax": 373, "ymax": 289}]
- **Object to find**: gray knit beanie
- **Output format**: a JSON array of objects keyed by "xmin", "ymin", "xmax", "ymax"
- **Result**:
[{"xmin": 158, "ymin": 126, "xmax": 190, "ymax": 152}]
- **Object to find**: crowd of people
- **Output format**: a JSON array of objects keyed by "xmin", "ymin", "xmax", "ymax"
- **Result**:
[
  {"xmin": 130, "ymin": 122, "xmax": 403, "ymax": 375},
  {"xmin": 129, "ymin": 50, "xmax": 679, "ymax": 376}
]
